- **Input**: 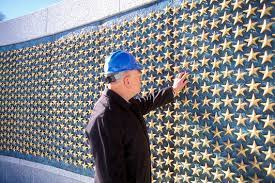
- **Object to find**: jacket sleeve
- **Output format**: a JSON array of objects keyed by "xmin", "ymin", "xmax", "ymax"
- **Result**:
[
  {"xmin": 130, "ymin": 86, "xmax": 175, "ymax": 115},
  {"xmin": 85, "ymin": 114, "xmax": 127, "ymax": 183}
]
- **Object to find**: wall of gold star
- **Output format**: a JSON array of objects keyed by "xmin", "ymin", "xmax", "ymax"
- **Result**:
[{"xmin": 0, "ymin": 0, "xmax": 274, "ymax": 181}]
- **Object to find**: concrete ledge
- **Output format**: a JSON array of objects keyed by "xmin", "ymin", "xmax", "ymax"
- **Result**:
[
  {"xmin": 0, "ymin": 0, "xmax": 156, "ymax": 46},
  {"xmin": 0, "ymin": 155, "xmax": 93, "ymax": 183}
]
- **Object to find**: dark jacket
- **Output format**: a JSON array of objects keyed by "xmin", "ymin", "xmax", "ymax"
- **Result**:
[{"xmin": 85, "ymin": 87, "xmax": 174, "ymax": 183}]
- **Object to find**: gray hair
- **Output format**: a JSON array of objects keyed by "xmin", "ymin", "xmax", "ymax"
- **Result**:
[{"xmin": 107, "ymin": 71, "xmax": 130, "ymax": 83}]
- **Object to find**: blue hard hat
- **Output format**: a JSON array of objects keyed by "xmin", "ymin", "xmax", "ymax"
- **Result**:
[{"xmin": 104, "ymin": 50, "xmax": 142, "ymax": 75}]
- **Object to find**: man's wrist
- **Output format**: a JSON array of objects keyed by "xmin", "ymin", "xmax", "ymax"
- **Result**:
[{"xmin": 172, "ymin": 87, "xmax": 177, "ymax": 96}]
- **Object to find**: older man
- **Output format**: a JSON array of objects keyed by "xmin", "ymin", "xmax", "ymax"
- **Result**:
[{"xmin": 85, "ymin": 50, "xmax": 188, "ymax": 183}]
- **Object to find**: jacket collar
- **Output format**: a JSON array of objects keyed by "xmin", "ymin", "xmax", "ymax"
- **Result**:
[{"xmin": 103, "ymin": 88, "xmax": 131, "ymax": 110}]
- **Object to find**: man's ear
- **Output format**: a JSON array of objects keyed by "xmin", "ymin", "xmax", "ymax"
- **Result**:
[{"xmin": 123, "ymin": 76, "xmax": 131, "ymax": 88}]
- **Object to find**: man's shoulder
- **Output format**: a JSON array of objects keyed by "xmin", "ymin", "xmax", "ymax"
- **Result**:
[{"xmin": 85, "ymin": 94, "xmax": 121, "ymax": 133}]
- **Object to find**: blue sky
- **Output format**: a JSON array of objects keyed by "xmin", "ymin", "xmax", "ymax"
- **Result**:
[{"xmin": 0, "ymin": 0, "xmax": 62, "ymax": 21}]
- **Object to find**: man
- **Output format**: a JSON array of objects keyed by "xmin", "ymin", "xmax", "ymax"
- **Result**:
[{"xmin": 85, "ymin": 50, "xmax": 188, "ymax": 183}]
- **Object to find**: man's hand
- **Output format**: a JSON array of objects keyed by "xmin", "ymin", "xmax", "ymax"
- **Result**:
[{"xmin": 172, "ymin": 72, "xmax": 189, "ymax": 95}]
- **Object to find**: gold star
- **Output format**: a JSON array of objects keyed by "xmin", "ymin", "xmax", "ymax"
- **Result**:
[
  {"xmin": 222, "ymin": 95, "xmax": 234, "ymax": 107},
  {"xmin": 262, "ymin": 115, "xmax": 274, "ymax": 128},
  {"xmin": 259, "ymin": 34, "xmax": 273, "ymax": 48},
  {"xmin": 173, "ymin": 148, "xmax": 181, "ymax": 159},
  {"xmin": 199, "ymin": 43, "xmax": 210, "ymax": 54},
  {"xmin": 247, "ymin": 94, "xmax": 261, "ymax": 108},
  {"xmin": 212, "ymin": 154, "xmax": 223, "ymax": 167},
  {"xmin": 173, "ymin": 124, "xmax": 181, "ymax": 135},
  {"xmin": 220, "ymin": 0, "xmax": 230, "ymax": 10},
  {"xmin": 258, "ymin": 3, "xmax": 273, "ymax": 18},
  {"xmin": 235, "ymin": 114, "xmax": 247, "ymax": 126},
  {"xmin": 261, "ymin": 82, "xmax": 274, "ymax": 96},
  {"xmin": 164, "ymin": 143, "xmax": 174, "ymax": 154},
  {"xmin": 222, "ymin": 67, "xmax": 233, "ymax": 78},
  {"xmin": 155, "ymin": 169, "xmax": 163, "ymax": 179},
  {"xmin": 237, "ymin": 144, "xmax": 248, "ymax": 157},
  {"xmin": 237, "ymin": 160, "xmax": 248, "ymax": 173},
  {"xmin": 244, "ymin": 19, "xmax": 257, "ymax": 32},
  {"xmin": 235, "ymin": 128, "xmax": 247, "ymax": 141},
  {"xmin": 260, "ymin": 51, "xmax": 273, "ymax": 64},
  {"xmin": 234, "ymin": 68, "xmax": 246, "ymax": 81},
  {"xmin": 201, "ymin": 69, "xmax": 210, "ymax": 80},
  {"xmin": 211, "ymin": 71, "xmax": 222, "ymax": 82},
  {"xmin": 247, "ymin": 79, "xmax": 261, "ymax": 92},
  {"xmin": 260, "ymin": 66, "xmax": 274, "ymax": 80},
  {"xmin": 261, "ymin": 98, "xmax": 275, "ymax": 112},
  {"xmin": 191, "ymin": 125, "xmax": 201, "ymax": 136},
  {"xmin": 181, "ymin": 172, "xmax": 191, "ymax": 182},
  {"xmin": 234, "ymin": 84, "xmax": 247, "ymax": 96},
  {"xmin": 181, "ymin": 159, "xmax": 191, "ymax": 170},
  {"xmin": 211, "ymin": 99, "xmax": 222, "ymax": 110},
  {"xmin": 210, "ymin": 31, "xmax": 220, "ymax": 42},
  {"xmin": 248, "ymin": 140, "xmax": 262, "ymax": 154},
  {"xmin": 198, "ymin": 5, "xmax": 208, "ymax": 16},
  {"xmin": 233, "ymin": 12, "xmax": 243, "ymax": 25},
  {"xmin": 191, "ymin": 164, "xmax": 201, "ymax": 176},
  {"xmin": 189, "ymin": 0, "xmax": 198, "ymax": 10},
  {"xmin": 192, "ymin": 100, "xmax": 200, "ymax": 110},
  {"xmin": 156, "ymin": 123, "xmax": 164, "ymax": 133},
  {"xmin": 182, "ymin": 134, "xmax": 191, "ymax": 145},
  {"xmin": 245, "ymin": 48, "xmax": 260, "ymax": 62},
  {"xmin": 250, "ymin": 173, "xmax": 263, "ymax": 182},
  {"xmin": 224, "ymin": 123, "xmax": 234, "ymax": 136},
  {"xmin": 201, "ymin": 82, "xmax": 210, "ymax": 93},
  {"xmin": 220, "ymin": 25, "xmax": 231, "ymax": 37},
  {"xmin": 223, "ymin": 167, "xmax": 235, "ymax": 181},
  {"xmin": 232, "ymin": 0, "xmax": 243, "ymax": 10},
  {"xmin": 244, "ymin": 4, "xmax": 256, "ymax": 17},
  {"xmin": 221, "ymin": 52, "xmax": 233, "ymax": 64},
  {"xmin": 212, "ymin": 113, "xmax": 222, "ymax": 124},
  {"xmin": 182, "ymin": 98, "xmax": 191, "ymax": 107},
  {"xmin": 264, "ymin": 131, "xmax": 274, "ymax": 144},
  {"xmin": 201, "ymin": 163, "xmax": 212, "ymax": 176},
  {"xmin": 213, "ymin": 141, "xmax": 222, "ymax": 152},
  {"xmin": 199, "ymin": 18, "xmax": 209, "ymax": 29},
  {"xmin": 264, "ymin": 163, "xmax": 275, "ymax": 177},
  {"xmin": 234, "ymin": 54, "xmax": 246, "ymax": 67},
  {"xmin": 245, "ymin": 34, "xmax": 258, "ymax": 47},
  {"xmin": 222, "ymin": 81, "xmax": 233, "ymax": 93},
  {"xmin": 221, "ymin": 38, "xmax": 232, "ymax": 50},
  {"xmin": 202, "ymin": 96, "xmax": 211, "ymax": 107},
  {"xmin": 258, "ymin": 19, "xmax": 273, "ymax": 33},
  {"xmin": 246, "ymin": 63, "xmax": 259, "ymax": 77},
  {"xmin": 222, "ymin": 109, "xmax": 234, "ymax": 122},
  {"xmin": 247, "ymin": 110, "xmax": 261, "ymax": 123},
  {"xmin": 211, "ymin": 85, "xmax": 222, "ymax": 96},
  {"xmin": 189, "ymin": 12, "xmax": 198, "ymax": 22},
  {"xmin": 165, "ymin": 72, "xmax": 173, "ymax": 82},
  {"xmin": 211, "ymin": 169, "xmax": 223, "ymax": 181},
  {"xmin": 233, "ymin": 40, "xmax": 246, "ymax": 52},
  {"xmin": 235, "ymin": 175, "xmax": 246, "ymax": 183},
  {"xmin": 156, "ymin": 135, "xmax": 164, "ymax": 145},
  {"xmin": 234, "ymin": 98, "xmax": 247, "ymax": 111},
  {"xmin": 248, "ymin": 125, "xmax": 261, "ymax": 139},
  {"xmin": 209, "ymin": 5, "xmax": 219, "ymax": 16},
  {"xmin": 212, "ymin": 58, "xmax": 222, "ymax": 69},
  {"xmin": 263, "ymin": 146, "xmax": 275, "ymax": 161},
  {"xmin": 210, "ymin": 44, "xmax": 220, "ymax": 55},
  {"xmin": 164, "ymin": 168, "xmax": 173, "ymax": 178}
]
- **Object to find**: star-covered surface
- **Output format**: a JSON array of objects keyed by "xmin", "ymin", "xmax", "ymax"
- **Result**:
[{"xmin": 0, "ymin": 0, "xmax": 274, "ymax": 182}]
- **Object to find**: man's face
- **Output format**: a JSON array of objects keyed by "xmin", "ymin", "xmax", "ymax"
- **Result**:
[{"xmin": 126, "ymin": 70, "xmax": 142, "ymax": 95}]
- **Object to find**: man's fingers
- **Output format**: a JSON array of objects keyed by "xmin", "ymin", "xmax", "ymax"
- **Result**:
[
  {"xmin": 181, "ymin": 79, "xmax": 188, "ymax": 85},
  {"xmin": 178, "ymin": 72, "xmax": 189, "ymax": 79}
]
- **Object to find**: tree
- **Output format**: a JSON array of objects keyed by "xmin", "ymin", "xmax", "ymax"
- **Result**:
[{"xmin": 0, "ymin": 12, "xmax": 6, "ymax": 21}]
